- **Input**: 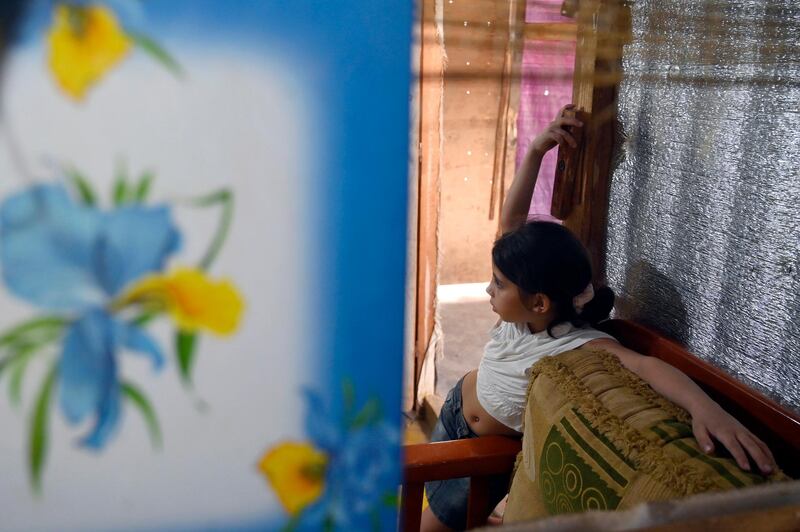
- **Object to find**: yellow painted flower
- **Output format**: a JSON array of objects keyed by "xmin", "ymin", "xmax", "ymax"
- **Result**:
[
  {"xmin": 259, "ymin": 442, "xmax": 328, "ymax": 516},
  {"xmin": 47, "ymin": 4, "xmax": 132, "ymax": 100},
  {"xmin": 120, "ymin": 268, "xmax": 245, "ymax": 335}
]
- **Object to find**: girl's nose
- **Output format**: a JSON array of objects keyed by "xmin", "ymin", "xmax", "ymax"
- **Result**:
[{"xmin": 486, "ymin": 283, "xmax": 492, "ymax": 296}]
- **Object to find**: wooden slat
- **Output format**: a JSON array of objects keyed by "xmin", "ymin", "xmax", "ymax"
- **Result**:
[
  {"xmin": 524, "ymin": 22, "xmax": 578, "ymax": 41},
  {"xmin": 551, "ymin": 108, "xmax": 587, "ymax": 220},
  {"xmin": 404, "ymin": 436, "xmax": 521, "ymax": 483},
  {"xmin": 644, "ymin": 502, "xmax": 800, "ymax": 532},
  {"xmin": 554, "ymin": 0, "xmax": 630, "ymax": 285},
  {"xmin": 489, "ymin": 0, "xmax": 526, "ymax": 222},
  {"xmin": 546, "ymin": 0, "xmax": 597, "ymax": 248},
  {"xmin": 413, "ymin": 0, "xmax": 443, "ymax": 408},
  {"xmin": 466, "ymin": 476, "xmax": 491, "ymax": 529},
  {"xmin": 574, "ymin": 0, "xmax": 628, "ymax": 282},
  {"xmin": 400, "ymin": 481, "xmax": 424, "ymax": 532}
]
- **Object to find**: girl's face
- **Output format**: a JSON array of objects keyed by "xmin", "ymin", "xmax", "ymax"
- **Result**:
[{"xmin": 486, "ymin": 265, "xmax": 534, "ymax": 323}]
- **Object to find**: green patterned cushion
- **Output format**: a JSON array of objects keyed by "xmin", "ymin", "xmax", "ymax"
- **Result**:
[{"xmin": 504, "ymin": 348, "xmax": 788, "ymax": 523}]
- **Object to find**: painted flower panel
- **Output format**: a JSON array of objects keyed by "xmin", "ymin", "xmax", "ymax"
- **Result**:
[{"xmin": 0, "ymin": 177, "xmax": 243, "ymax": 486}]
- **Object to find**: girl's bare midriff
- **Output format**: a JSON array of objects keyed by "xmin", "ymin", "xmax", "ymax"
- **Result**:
[{"xmin": 460, "ymin": 370, "xmax": 522, "ymax": 437}]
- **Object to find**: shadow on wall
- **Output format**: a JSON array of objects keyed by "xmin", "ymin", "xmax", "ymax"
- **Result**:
[{"xmin": 614, "ymin": 260, "xmax": 689, "ymax": 343}]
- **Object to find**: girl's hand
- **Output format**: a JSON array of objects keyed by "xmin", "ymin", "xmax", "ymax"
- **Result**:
[
  {"xmin": 691, "ymin": 401, "xmax": 776, "ymax": 474},
  {"xmin": 590, "ymin": 339, "xmax": 778, "ymax": 477},
  {"xmin": 528, "ymin": 103, "xmax": 583, "ymax": 156}
]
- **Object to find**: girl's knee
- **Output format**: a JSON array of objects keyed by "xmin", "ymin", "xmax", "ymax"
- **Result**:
[{"xmin": 420, "ymin": 507, "xmax": 454, "ymax": 532}]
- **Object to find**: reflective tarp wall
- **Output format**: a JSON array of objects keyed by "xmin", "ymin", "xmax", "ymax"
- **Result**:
[{"xmin": 606, "ymin": 0, "xmax": 800, "ymax": 411}]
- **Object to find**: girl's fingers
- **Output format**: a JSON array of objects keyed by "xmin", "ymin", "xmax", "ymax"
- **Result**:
[
  {"xmin": 547, "ymin": 131, "xmax": 566, "ymax": 149},
  {"xmin": 757, "ymin": 438, "xmax": 776, "ymax": 467},
  {"xmin": 719, "ymin": 434, "xmax": 750, "ymax": 471},
  {"xmin": 551, "ymin": 128, "xmax": 577, "ymax": 148},
  {"xmin": 693, "ymin": 422, "xmax": 714, "ymax": 454},
  {"xmin": 751, "ymin": 434, "xmax": 774, "ymax": 461},
  {"xmin": 555, "ymin": 117, "xmax": 583, "ymax": 129},
  {"xmin": 739, "ymin": 433, "xmax": 774, "ymax": 474}
]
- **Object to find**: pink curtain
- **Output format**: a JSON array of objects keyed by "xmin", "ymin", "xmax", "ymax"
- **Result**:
[{"xmin": 516, "ymin": 0, "xmax": 575, "ymax": 221}]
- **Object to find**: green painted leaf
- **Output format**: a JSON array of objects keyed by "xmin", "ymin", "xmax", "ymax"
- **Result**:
[
  {"xmin": 130, "ymin": 32, "xmax": 184, "ymax": 78},
  {"xmin": 381, "ymin": 492, "xmax": 400, "ymax": 508},
  {"xmin": 29, "ymin": 365, "xmax": 56, "ymax": 494},
  {"xmin": 0, "ymin": 317, "xmax": 65, "ymax": 349},
  {"xmin": 8, "ymin": 345, "xmax": 40, "ymax": 407},
  {"xmin": 121, "ymin": 381, "xmax": 162, "ymax": 449},
  {"xmin": 134, "ymin": 170, "xmax": 155, "ymax": 202},
  {"xmin": 187, "ymin": 189, "xmax": 234, "ymax": 271},
  {"xmin": 371, "ymin": 509, "xmax": 383, "ymax": 532},
  {"xmin": 1, "ymin": 349, "xmax": 24, "ymax": 376},
  {"xmin": 351, "ymin": 398, "xmax": 382, "ymax": 429},
  {"xmin": 113, "ymin": 160, "xmax": 129, "ymax": 205},
  {"xmin": 1, "ymin": 342, "xmax": 51, "ymax": 379},
  {"xmin": 0, "ymin": 317, "xmax": 65, "ymax": 376},
  {"xmin": 343, "ymin": 379, "xmax": 356, "ymax": 417},
  {"xmin": 281, "ymin": 514, "xmax": 301, "ymax": 532},
  {"xmin": 9, "ymin": 357, "xmax": 27, "ymax": 406},
  {"xmin": 131, "ymin": 312, "xmax": 159, "ymax": 328},
  {"xmin": 65, "ymin": 168, "xmax": 96, "ymax": 206},
  {"xmin": 175, "ymin": 331, "xmax": 198, "ymax": 385},
  {"xmin": 113, "ymin": 178, "xmax": 128, "ymax": 205}
]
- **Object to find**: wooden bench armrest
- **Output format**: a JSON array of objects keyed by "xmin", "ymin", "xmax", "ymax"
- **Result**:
[
  {"xmin": 404, "ymin": 436, "xmax": 522, "ymax": 482},
  {"xmin": 401, "ymin": 436, "xmax": 521, "ymax": 531}
]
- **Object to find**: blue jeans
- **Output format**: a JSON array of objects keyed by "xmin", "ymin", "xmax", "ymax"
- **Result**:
[{"xmin": 425, "ymin": 376, "xmax": 512, "ymax": 530}]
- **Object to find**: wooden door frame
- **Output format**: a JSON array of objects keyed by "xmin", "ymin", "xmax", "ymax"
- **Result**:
[
  {"xmin": 412, "ymin": 0, "xmax": 443, "ymax": 410},
  {"xmin": 556, "ymin": 0, "xmax": 630, "ymax": 284}
]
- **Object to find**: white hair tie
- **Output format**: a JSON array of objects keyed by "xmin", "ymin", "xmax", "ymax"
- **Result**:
[{"xmin": 573, "ymin": 283, "xmax": 594, "ymax": 313}]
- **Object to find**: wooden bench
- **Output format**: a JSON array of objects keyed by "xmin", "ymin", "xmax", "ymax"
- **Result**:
[{"xmin": 400, "ymin": 319, "xmax": 800, "ymax": 531}]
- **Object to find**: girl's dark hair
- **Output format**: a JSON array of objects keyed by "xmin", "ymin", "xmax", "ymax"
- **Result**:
[{"xmin": 492, "ymin": 221, "xmax": 614, "ymax": 336}]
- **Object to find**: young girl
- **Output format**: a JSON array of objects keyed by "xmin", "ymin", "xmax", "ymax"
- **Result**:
[{"xmin": 421, "ymin": 105, "xmax": 776, "ymax": 532}]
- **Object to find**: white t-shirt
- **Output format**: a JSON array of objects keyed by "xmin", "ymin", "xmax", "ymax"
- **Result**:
[{"xmin": 476, "ymin": 320, "xmax": 614, "ymax": 431}]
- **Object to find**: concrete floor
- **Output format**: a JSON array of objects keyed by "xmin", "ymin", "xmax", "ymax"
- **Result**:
[{"xmin": 435, "ymin": 284, "xmax": 498, "ymax": 398}]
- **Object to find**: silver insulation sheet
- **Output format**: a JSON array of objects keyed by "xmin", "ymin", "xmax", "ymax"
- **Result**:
[{"xmin": 606, "ymin": 0, "xmax": 800, "ymax": 411}]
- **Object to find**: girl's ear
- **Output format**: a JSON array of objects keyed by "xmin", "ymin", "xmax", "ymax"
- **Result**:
[
  {"xmin": 530, "ymin": 293, "xmax": 552, "ymax": 314},
  {"xmin": 520, "ymin": 291, "xmax": 536, "ymax": 311}
]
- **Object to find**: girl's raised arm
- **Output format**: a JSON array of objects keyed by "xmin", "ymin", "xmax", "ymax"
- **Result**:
[{"xmin": 499, "ymin": 104, "xmax": 583, "ymax": 234}]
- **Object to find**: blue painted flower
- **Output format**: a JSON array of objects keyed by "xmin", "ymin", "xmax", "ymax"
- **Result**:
[
  {"xmin": 293, "ymin": 389, "xmax": 400, "ymax": 530},
  {"xmin": 337, "ymin": 424, "xmax": 399, "ymax": 515},
  {"xmin": 0, "ymin": 183, "xmax": 180, "ymax": 448}
]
